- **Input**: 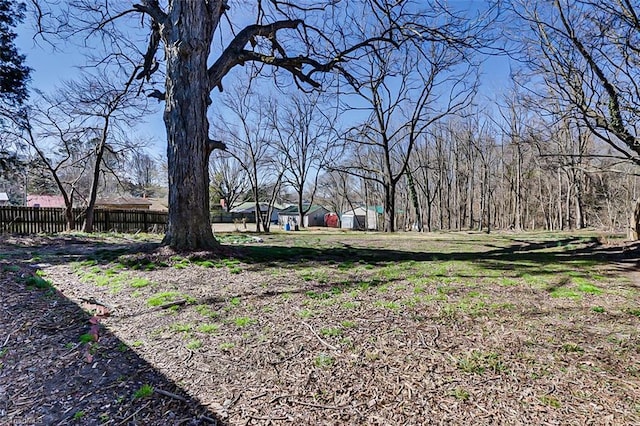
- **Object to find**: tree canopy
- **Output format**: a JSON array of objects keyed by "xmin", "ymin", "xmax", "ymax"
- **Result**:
[{"xmin": 0, "ymin": 0, "xmax": 30, "ymax": 107}]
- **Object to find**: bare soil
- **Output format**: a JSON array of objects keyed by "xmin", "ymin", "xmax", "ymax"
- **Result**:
[{"xmin": 1, "ymin": 231, "xmax": 639, "ymax": 425}]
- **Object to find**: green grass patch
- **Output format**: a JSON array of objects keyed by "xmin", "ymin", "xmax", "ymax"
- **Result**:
[
  {"xmin": 133, "ymin": 384, "xmax": 154, "ymax": 399},
  {"xmin": 130, "ymin": 277, "xmax": 153, "ymax": 288},
  {"xmin": 195, "ymin": 304, "xmax": 219, "ymax": 318},
  {"xmin": 219, "ymin": 342, "xmax": 235, "ymax": 351},
  {"xmin": 146, "ymin": 291, "xmax": 193, "ymax": 307},
  {"xmin": 197, "ymin": 323, "xmax": 220, "ymax": 334},
  {"xmin": 186, "ymin": 339, "xmax": 203, "ymax": 350},
  {"xmin": 577, "ymin": 283, "xmax": 602, "ymax": 295},
  {"xmin": 549, "ymin": 287, "xmax": 581, "ymax": 299},
  {"xmin": 170, "ymin": 323, "xmax": 193, "ymax": 333},
  {"xmin": 232, "ymin": 316, "xmax": 256, "ymax": 327},
  {"xmin": 539, "ymin": 395, "xmax": 561, "ymax": 408},
  {"xmin": 457, "ymin": 351, "xmax": 507, "ymax": 374},
  {"xmin": 313, "ymin": 353, "xmax": 335, "ymax": 368},
  {"xmin": 320, "ymin": 327, "xmax": 343, "ymax": 337}
]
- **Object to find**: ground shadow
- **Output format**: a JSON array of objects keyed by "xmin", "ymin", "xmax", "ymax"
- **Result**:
[
  {"xmin": 1, "ymin": 232, "xmax": 637, "ymax": 424},
  {"xmin": 0, "ymin": 236, "xmax": 223, "ymax": 425}
]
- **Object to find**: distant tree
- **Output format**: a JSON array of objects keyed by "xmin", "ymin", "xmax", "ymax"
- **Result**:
[
  {"xmin": 509, "ymin": 0, "xmax": 640, "ymax": 237},
  {"xmin": 0, "ymin": 0, "xmax": 31, "ymax": 171},
  {"xmin": 209, "ymin": 151, "xmax": 250, "ymax": 212},
  {"xmin": 6, "ymin": 70, "xmax": 150, "ymax": 230},
  {"xmin": 213, "ymin": 80, "xmax": 284, "ymax": 232},
  {"xmin": 124, "ymin": 150, "xmax": 162, "ymax": 198},
  {"xmin": 271, "ymin": 93, "xmax": 337, "ymax": 228},
  {"xmin": 0, "ymin": 0, "xmax": 30, "ymax": 107},
  {"xmin": 338, "ymin": 7, "xmax": 481, "ymax": 232}
]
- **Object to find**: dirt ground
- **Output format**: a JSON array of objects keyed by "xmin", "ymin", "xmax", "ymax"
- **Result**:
[{"xmin": 1, "ymin": 231, "xmax": 639, "ymax": 425}]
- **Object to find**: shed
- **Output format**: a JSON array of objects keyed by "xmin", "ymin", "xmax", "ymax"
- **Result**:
[
  {"xmin": 0, "ymin": 192, "xmax": 9, "ymax": 206},
  {"xmin": 341, "ymin": 206, "xmax": 380, "ymax": 230},
  {"xmin": 278, "ymin": 204, "xmax": 329, "ymax": 228}
]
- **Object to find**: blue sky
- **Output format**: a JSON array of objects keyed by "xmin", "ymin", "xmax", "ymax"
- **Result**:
[{"xmin": 15, "ymin": 1, "xmax": 513, "ymax": 157}]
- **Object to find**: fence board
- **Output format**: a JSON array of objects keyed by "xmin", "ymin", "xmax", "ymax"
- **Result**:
[
  {"xmin": 0, "ymin": 206, "xmax": 169, "ymax": 234},
  {"xmin": 0, "ymin": 206, "xmax": 263, "ymax": 235}
]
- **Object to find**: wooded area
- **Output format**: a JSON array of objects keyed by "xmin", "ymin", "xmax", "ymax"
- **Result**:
[{"xmin": 0, "ymin": 1, "xmax": 639, "ymax": 248}]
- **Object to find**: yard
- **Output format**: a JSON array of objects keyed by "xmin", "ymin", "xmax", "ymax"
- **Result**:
[{"xmin": 1, "ymin": 230, "xmax": 639, "ymax": 425}]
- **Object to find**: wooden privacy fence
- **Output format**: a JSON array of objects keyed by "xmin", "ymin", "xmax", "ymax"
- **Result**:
[
  {"xmin": 0, "ymin": 207, "xmax": 259, "ymax": 234},
  {"xmin": 0, "ymin": 206, "xmax": 168, "ymax": 234}
]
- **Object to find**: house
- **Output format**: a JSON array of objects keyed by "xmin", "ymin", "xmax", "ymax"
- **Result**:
[
  {"xmin": 27, "ymin": 195, "xmax": 66, "ymax": 208},
  {"xmin": 0, "ymin": 192, "xmax": 9, "ymax": 206},
  {"xmin": 278, "ymin": 204, "xmax": 330, "ymax": 228},
  {"xmin": 341, "ymin": 206, "xmax": 381, "ymax": 230},
  {"xmin": 230, "ymin": 201, "xmax": 282, "ymax": 223},
  {"xmin": 146, "ymin": 197, "xmax": 169, "ymax": 212},
  {"xmin": 95, "ymin": 197, "xmax": 153, "ymax": 210}
]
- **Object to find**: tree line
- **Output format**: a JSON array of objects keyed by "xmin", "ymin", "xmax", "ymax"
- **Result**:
[{"xmin": 0, "ymin": 1, "xmax": 639, "ymax": 249}]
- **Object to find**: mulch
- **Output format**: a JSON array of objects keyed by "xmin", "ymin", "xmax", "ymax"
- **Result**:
[
  {"xmin": 0, "ymin": 236, "xmax": 220, "ymax": 425},
  {"xmin": 1, "ymin": 233, "xmax": 640, "ymax": 425}
]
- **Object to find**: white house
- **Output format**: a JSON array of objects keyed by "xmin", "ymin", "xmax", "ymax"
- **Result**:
[{"xmin": 0, "ymin": 192, "xmax": 9, "ymax": 206}]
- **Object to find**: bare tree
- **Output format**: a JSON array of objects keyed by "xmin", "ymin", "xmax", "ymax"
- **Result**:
[
  {"xmin": 124, "ymin": 149, "xmax": 163, "ymax": 198},
  {"xmin": 213, "ymin": 80, "xmax": 283, "ymax": 232},
  {"xmin": 5, "ymin": 70, "xmax": 149, "ymax": 230},
  {"xmin": 338, "ymin": 17, "xmax": 480, "ymax": 232},
  {"xmin": 209, "ymin": 150, "xmax": 250, "ymax": 212},
  {"xmin": 270, "ymin": 92, "xmax": 337, "ymax": 228},
  {"xmin": 509, "ymin": 0, "xmax": 640, "ymax": 237}
]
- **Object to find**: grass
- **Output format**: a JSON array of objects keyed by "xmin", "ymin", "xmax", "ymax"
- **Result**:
[
  {"xmin": 457, "ymin": 351, "xmax": 507, "ymax": 374},
  {"xmin": 24, "ymin": 230, "xmax": 637, "ymax": 422},
  {"xmin": 146, "ymin": 291, "xmax": 194, "ymax": 307},
  {"xmin": 186, "ymin": 339, "xmax": 203, "ymax": 350},
  {"xmin": 320, "ymin": 327, "xmax": 343, "ymax": 337},
  {"xmin": 133, "ymin": 384, "xmax": 154, "ymax": 399},
  {"xmin": 197, "ymin": 323, "xmax": 220, "ymax": 334},
  {"xmin": 232, "ymin": 316, "xmax": 256, "ymax": 327},
  {"xmin": 313, "ymin": 353, "xmax": 335, "ymax": 368}
]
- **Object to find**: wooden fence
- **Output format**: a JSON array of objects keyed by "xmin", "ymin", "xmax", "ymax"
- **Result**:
[
  {"xmin": 0, "ymin": 206, "xmax": 168, "ymax": 234},
  {"xmin": 0, "ymin": 206, "xmax": 258, "ymax": 234}
]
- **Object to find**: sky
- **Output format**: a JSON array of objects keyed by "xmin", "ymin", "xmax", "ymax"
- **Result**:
[
  {"xmin": 14, "ymin": 1, "xmax": 513, "ymax": 158},
  {"xmin": 15, "ymin": 20, "xmax": 168, "ymax": 155}
]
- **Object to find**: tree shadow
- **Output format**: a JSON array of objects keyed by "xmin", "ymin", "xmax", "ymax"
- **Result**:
[
  {"xmin": 2, "ymin": 232, "xmax": 637, "ymax": 424},
  {"xmin": 0, "ymin": 236, "xmax": 223, "ymax": 425}
]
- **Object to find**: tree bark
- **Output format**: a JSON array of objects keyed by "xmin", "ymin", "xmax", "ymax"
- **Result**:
[
  {"xmin": 629, "ymin": 197, "xmax": 640, "ymax": 241},
  {"xmin": 406, "ymin": 168, "xmax": 422, "ymax": 231},
  {"xmin": 383, "ymin": 183, "xmax": 396, "ymax": 232},
  {"xmin": 161, "ymin": 3, "xmax": 219, "ymax": 250}
]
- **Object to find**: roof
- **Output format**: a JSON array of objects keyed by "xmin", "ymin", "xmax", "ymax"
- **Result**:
[
  {"xmin": 0, "ymin": 192, "xmax": 8, "ymax": 202},
  {"xmin": 146, "ymin": 197, "xmax": 168, "ymax": 211},
  {"xmin": 279, "ymin": 204, "xmax": 328, "ymax": 215},
  {"xmin": 95, "ymin": 197, "xmax": 153, "ymax": 206},
  {"xmin": 343, "ymin": 205, "xmax": 384, "ymax": 216},
  {"xmin": 27, "ymin": 195, "xmax": 66, "ymax": 208},
  {"xmin": 231, "ymin": 201, "xmax": 284, "ymax": 213}
]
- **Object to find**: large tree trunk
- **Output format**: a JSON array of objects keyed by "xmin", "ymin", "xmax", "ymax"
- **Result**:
[{"xmin": 161, "ymin": 4, "xmax": 219, "ymax": 250}]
